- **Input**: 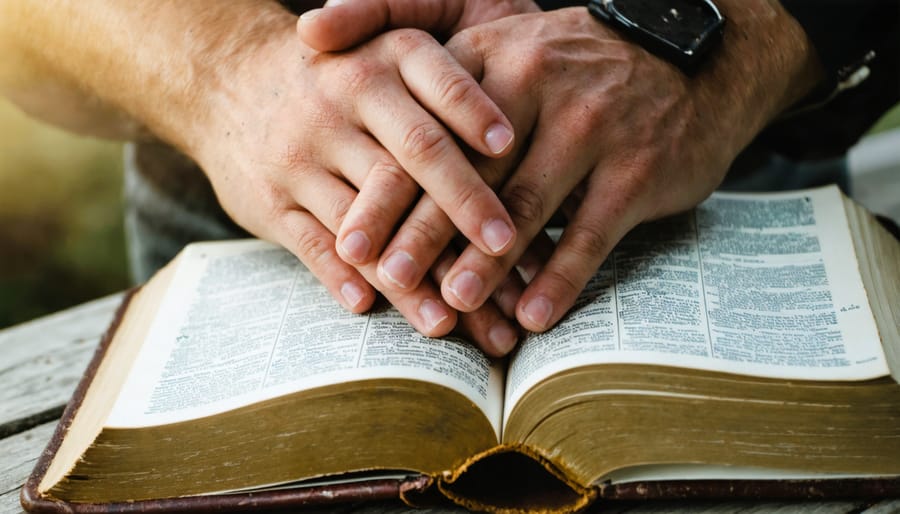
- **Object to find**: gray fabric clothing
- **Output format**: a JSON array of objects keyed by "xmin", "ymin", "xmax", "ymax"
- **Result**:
[{"xmin": 123, "ymin": 142, "xmax": 247, "ymax": 283}]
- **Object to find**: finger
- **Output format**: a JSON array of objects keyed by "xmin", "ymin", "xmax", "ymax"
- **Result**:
[
  {"xmin": 371, "ymin": 61, "xmax": 540, "ymax": 294},
  {"xmin": 432, "ymin": 248, "xmax": 519, "ymax": 357},
  {"xmin": 516, "ymin": 176, "xmax": 647, "ymax": 332},
  {"xmin": 328, "ymin": 132, "xmax": 419, "ymax": 265},
  {"xmin": 374, "ymin": 273, "xmax": 460, "ymax": 337},
  {"xmin": 377, "ymin": 195, "xmax": 449, "ymax": 290},
  {"xmin": 277, "ymin": 206, "xmax": 456, "ymax": 338},
  {"xmin": 439, "ymin": 125, "xmax": 595, "ymax": 313},
  {"xmin": 281, "ymin": 165, "xmax": 458, "ymax": 337},
  {"xmin": 481, "ymin": 227, "xmax": 554, "ymax": 319},
  {"xmin": 515, "ymin": 227, "xmax": 556, "ymax": 285},
  {"xmin": 392, "ymin": 30, "xmax": 515, "ymax": 158},
  {"xmin": 483, "ymin": 228, "xmax": 555, "ymax": 318},
  {"xmin": 274, "ymin": 209, "xmax": 377, "ymax": 313},
  {"xmin": 297, "ymin": 0, "xmax": 463, "ymax": 52},
  {"xmin": 356, "ymin": 37, "xmax": 516, "ymax": 258},
  {"xmin": 373, "ymin": 133, "xmax": 529, "ymax": 292}
]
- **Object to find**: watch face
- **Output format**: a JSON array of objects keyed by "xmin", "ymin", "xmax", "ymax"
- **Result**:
[{"xmin": 608, "ymin": 0, "xmax": 723, "ymax": 54}]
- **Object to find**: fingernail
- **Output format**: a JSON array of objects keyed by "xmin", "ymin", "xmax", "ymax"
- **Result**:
[
  {"xmin": 381, "ymin": 251, "xmax": 419, "ymax": 289},
  {"xmin": 339, "ymin": 230, "xmax": 371, "ymax": 264},
  {"xmin": 324, "ymin": 0, "xmax": 346, "ymax": 6},
  {"xmin": 482, "ymin": 218, "xmax": 514, "ymax": 254},
  {"xmin": 485, "ymin": 123, "xmax": 513, "ymax": 155},
  {"xmin": 515, "ymin": 262, "xmax": 540, "ymax": 284},
  {"xmin": 515, "ymin": 265, "xmax": 533, "ymax": 284},
  {"xmin": 448, "ymin": 270, "xmax": 483, "ymax": 308},
  {"xmin": 419, "ymin": 299, "xmax": 450, "ymax": 332},
  {"xmin": 488, "ymin": 322, "xmax": 518, "ymax": 355},
  {"xmin": 299, "ymin": 8, "xmax": 322, "ymax": 21},
  {"xmin": 341, "ymin": 282, "xmax": 366, "ymax": 309},
  {"xmin": 523, "ymin": 295, "xmax": 553, "ymax": 329}
]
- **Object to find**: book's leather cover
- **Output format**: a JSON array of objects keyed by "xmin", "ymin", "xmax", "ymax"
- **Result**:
[{"xmin": 21, "ymin": 284, "xmax": 900, "ymax": 514}]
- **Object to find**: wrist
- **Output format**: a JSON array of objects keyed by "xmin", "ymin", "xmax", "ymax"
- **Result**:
[
  {"xmin": 453, "ymin": 0, "xmax": 541, "ymax": 31},
  {"xmin": 694, "ymin": 0, "xmax": 824, "ymax": 152},
  {"xmin": 134, "ymin": 3, "xmax": 298, "ymax": 159},
  {"xmin": 171, "ymin": 5, "xmax": 299, "ymax": 160}
]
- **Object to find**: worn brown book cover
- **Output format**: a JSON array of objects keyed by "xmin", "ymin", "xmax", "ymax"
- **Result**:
[{"xmin": 22, "ymin": 186, "xmax": 900, "ymax": 513}]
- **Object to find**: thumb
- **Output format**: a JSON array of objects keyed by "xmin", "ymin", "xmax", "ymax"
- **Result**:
[
  {"xmin": 297, "ymin": 0, "xmax": 464, "ymax": 52},
  {"xmin": 445, "ymin": 30, "xmax": 484, "ymax": 81}
]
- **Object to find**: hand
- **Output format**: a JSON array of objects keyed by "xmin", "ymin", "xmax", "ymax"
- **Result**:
[
  {"xmin": 298, "ymin": 1, "xmax": 540, "ymax": 281},
  {"xmin": 297, "ymin": 0, "xmax": 543, "ymax": 356},
  {"xmin": 298, "ymin": 0, "xmax": 540, "ymax": 52},
  {"xmin": 186, "ymin": 16, "xmax": 524, "ymax": 344},
  {"xmin": 438, "ymin": 4, "xmax": 823, "ymax": 332},
  {"xmin": 302, "ymin": 0, "xmax": 823, "ymax": 334}
]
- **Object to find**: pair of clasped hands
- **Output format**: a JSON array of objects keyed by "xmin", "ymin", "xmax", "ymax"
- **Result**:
[{"xmin": 207, "ymin": 0, "xmax": 756, "ymax": 357}]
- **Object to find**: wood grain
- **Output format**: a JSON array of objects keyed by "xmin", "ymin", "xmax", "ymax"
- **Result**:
[
  {"xmin": 1, "ymin": 293, "xmax": 897, "ymax": 514},
  {"xmin": 0, "ymin": 294, "xmax": 123, "ymax": 435}
]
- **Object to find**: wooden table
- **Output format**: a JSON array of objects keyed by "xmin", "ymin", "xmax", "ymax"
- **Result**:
[{"xmin": 2, "ymin": 294, "xmax": 898, "ymax": 514}]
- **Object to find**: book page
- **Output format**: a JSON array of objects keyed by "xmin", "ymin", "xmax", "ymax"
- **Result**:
[
  {"xmin": 604, "ymin": 464, "xmax": 889, "ymax": 484},
  {"xmin": 505, "ymin": 186, "xmax": 888, "ymax": 419},
  {"xmin": 107, "ymin": 240, "xmax": 504, "ymax": 438}
]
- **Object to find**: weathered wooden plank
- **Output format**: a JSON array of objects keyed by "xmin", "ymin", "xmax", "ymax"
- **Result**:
[
  {"xmin": 0, "ymin": 422, "xmax": 56, "ymax": 514},
  {"xmin": 0, "ymin": 294, "xmax": 123, "ymax": 435},
  {"xmin": 863, "ymin": 499, "xmax": 900, "ymax": 513}
]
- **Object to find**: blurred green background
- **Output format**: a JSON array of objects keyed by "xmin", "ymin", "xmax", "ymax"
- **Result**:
[
  {"xmin": 0, "ymin": 98, "xmax": 128, "ymax": 328},
  {"xmin": 1, "ymin": 95, "xmax": 899, "ymax": 330}
]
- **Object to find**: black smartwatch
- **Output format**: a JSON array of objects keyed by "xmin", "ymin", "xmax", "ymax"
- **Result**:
[{"xmin": 587, "ymin": 0, "xmax": 725, "ymax": 73}]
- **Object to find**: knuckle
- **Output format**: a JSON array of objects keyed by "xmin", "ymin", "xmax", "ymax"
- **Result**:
[
  {"xmin": 565, "ymin": 222, "xmax": 613, "ymax": 264},
  {"xmin": 338, "ymin": 59, "xmax": 382, "ymax": 97},
  {"xmin": 501, "ymin": 182, "xmax": 546, "ymax": 226},
  {"xmin": 520, "ymin": 44, "xmax": 553, "ymax": 80},
  {"xmin": 361, "ymin": 162, "xmax": 418, "ymax": 223},
  {"xmin": 446, "ymin": 30, "xmax": 476, "ymax": 54},
  {"xmin": 348, "ymin": 164, "xmax": 412, "ymax": 228},
  {"xmin": 566, "ymin": 105, "xmax": 604, "ymax": 140},
  {"xmin": 272, "ymin": 142, "xmax": 306, "ymax": 172},
  {"xmin": 543, "ymin": 264, "xmax": 587, "ymax": 301},
  {"xmin": 530, "ymin": 45, "xmax": 554, "ymax": 69},
  {"xmin": 293, "ymin": 228, "xmax": 334, "ymax": 268},
  {"xmin": 303, "ymin": 99, "xmax": 343, "ymax": 133},
  {"xmin": 611, "ymin": 161, "xmax": 657, "ymax": 213},
  {"xmin": 401, "ymin": 121, "xmax": 450, "ymax": 166},
  {"xmin": 389, "ymin": 28, "xmax": 433, "ymax": 54},
  {"xmin": 253, "ymin": 182, "xmax": 292, "ymax": 226},
  {"xmin": 400, "ymin": 215, "xmax": 444, "ymax": 252},
  {"xmin": 368, "ymin": 160, "xmax": 415, "ymax": 194},
  {"xmin": 447, "ymin": 184, "xmax": 480, "ymax": 223},
  {"xmin": 329, "ymin": 194, "xmax": 353, "ymax": 228},
  {"xmin": 432, "ymin": 71, "xmax": 480, "ymax": 111}
]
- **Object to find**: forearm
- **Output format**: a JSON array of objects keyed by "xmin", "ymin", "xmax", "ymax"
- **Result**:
[
  {"xmin": 0, "ymin": 2, "xmax": 136, "ymax": 138},
  {"xmin": 0, "ymin": 0, "xmax": 298, "ymax": 145},
  {"xmin": 690, "ymin": 0, "xmax": 824, "ymax": 161}
]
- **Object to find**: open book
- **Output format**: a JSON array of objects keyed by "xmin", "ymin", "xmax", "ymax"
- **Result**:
[{"xmin": 23, "ymin": 185, "xmax": 900, "ymax": 513}]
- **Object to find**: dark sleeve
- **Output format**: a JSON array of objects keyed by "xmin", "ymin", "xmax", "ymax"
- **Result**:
[
  {"xmin": 759, "ymin": 0, "xmax": 900, "ymax": 159},
  {"xmin": 780, "ymin": 0, "xmax": 894, "ymax": 92},
  {"xmin": 535, "ymin": 0, "xmax": 583, "ymax": 8},
  {"xmin": 758, "ymin": 0, "xmax": 900, "ymax": 159}
]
